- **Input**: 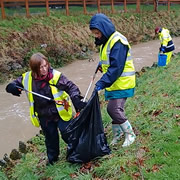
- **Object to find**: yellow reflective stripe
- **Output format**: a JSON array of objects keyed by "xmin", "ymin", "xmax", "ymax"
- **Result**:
[
  {"xmin": 105, "ymin": 41, "xmax": 110, "ymax": 64},
  {"xmin": 126, "ymin": 56, "xmax": 132, "ymax": 61},
  {"xmin": 113, "ymin": 32, "xmax": 128, "ymax": 46},
  {"xmin": 29, "ymin": 102, "xmax": 33, "ymax": 106},
  {"xmin": 101, "ymin": 60, "xmax": 109, "ymax": 65},
  {"xmin": 57, "ymin": 106, "xmax": 64, "ymax": 111},
  {"xmin": 121, "ymin": 71, "xmax": 135, "ymax": 77},
  {"xmin": 53, "ymin": 91, "xmax": 63, "ymax": 99},
  {"xmin": 23, "ymin": 72, "xmax": 29, "ymax": 90},
  {"xmin": 49, "ymin": 86, "xmax": 67, "ymax": 113},
  {"xmin": 52, "ymin": 69, "xmax": 61, "ymax": 85},
  {"xmin": 23, "ymin": 71, "xmax": 33, "ymax": 102},
  {"xmin": 32, "ymin": 114, "xmax": 36, "ymax": 118},
  {"xmin": 162, "ymin": 35, "xmax": 170, "ymax": 39},
  {"xmin": 116, "ymin": 32, "xmax": 128, "ymax": 43}
]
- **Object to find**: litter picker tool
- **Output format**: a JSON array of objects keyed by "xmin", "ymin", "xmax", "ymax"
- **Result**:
[
  {"xmin": 74, "ymin": 64, "xmax": 100, "ymax": 118},
  {"xmin": 16, "ymin": 86, "xmax": 70, "ymax": 111},
  {"xmin": 74, "ymin": 64, "xmax": 102, "ymax": 118},
  {"xmin": 83, "ymin": 63, "xmax": 101, "ymax": 102}
]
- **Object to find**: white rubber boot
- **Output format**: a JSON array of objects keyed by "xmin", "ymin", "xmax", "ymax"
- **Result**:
[
  {"xmin": 120, "ymin": 120, "xmax": 136, "ymax": 147},
  {"xmin": 110, "ymin": 124, "xmax": 124, "ymax": 145}
]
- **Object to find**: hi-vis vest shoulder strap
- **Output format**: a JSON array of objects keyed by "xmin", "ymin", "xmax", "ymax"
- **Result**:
[
  {"xmin": 100, "ymin": 31, "xmax": 135, "ymax": 91},
  {"xmin": 22, "ymin": 70, "xmax": 72, "ymax": 127}
]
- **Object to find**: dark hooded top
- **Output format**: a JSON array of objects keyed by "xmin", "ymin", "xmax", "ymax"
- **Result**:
[{"xmin": 90, "ymin": 13, "xmax": 134, "ymax": 100}]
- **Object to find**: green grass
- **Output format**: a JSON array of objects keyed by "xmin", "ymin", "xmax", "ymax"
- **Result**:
[
  {"xmin": 1, "ymin": 54, "xmax": 180, "ymax": 179},
  {"xmin": 0, "ymin": 170, "xmax": 8, "ymax": 180}
]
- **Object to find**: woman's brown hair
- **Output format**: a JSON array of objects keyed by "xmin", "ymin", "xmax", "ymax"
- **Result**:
[{"xmin": 29, "ymin": 53, "xmax": 50, "ymax": 78}]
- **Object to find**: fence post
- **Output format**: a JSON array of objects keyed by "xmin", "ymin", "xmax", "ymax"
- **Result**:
[
  {"xmin": 25, "ymin": 0, "xmax": 30, "ymax": 17},
  {"xmin": 0, "ymin": 0, "xmax": 6, "ymax": 19},
  {"xmin": 136, "ymin": 0, "xmax": 140, "ymax": 13},
  {"xmin": 124, "ymin": 0, "xmax": 127, "ymax": 12},
  {"xmin": 65, "ymin": 0, "xmax": 69, "ymax": 15},
  {"xmin": 97, "ymin": 0, "xmax": 100, "ymax": 13},
  {"xmin": 45, "ymin": 0, "xmax": 50, "ymax": 16},
  {"xmin": 153, "ymin": 0, "xmax": 157, "ymax": 12},
  {"xmin": 111, "ymin": 0, "xmax": 114, "ymax": 13},
  {"xmin": 83, "ymin": 0, "xmax": 87, "ymax": 14},
  {"xmin": 168, "ymin": 0, "xmax": 170, "ymax": 11}
]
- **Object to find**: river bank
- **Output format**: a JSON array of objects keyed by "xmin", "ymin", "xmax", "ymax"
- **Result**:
[{"xmin": 0, "ymin": 37, "xmax": 180, "ymax": 159}]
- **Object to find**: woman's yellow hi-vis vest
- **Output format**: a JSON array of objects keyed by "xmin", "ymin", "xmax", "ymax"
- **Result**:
[
  {"xmin": 22, "ymin": 70, "xmax": 72, "ymax": 127},
  {"xmin": 100, "ymin": 31, "xmax": 135, "ymax": 91}
]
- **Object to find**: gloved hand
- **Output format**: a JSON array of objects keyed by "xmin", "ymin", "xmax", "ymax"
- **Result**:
[
  {"xmin": 6, "ymin": 83, "xmax": 21, "ymax": 97},
  {"xmin": 95, "ymin": 85, "xmax": 102, "ymax": 91},
  {"xmin": 97, "ymin": 63, "xmax": 103, "ymax": 73},
  {"xmin": 72, "ymin": 95, "xmax": 87, "ymax": 112},
  {"xmin": 159, "ymin": 46, "xmax": 165, "ymax": 53},
  {"xmin": 95, "ymin": 62, "xmax": 103, "ymax": 73}
]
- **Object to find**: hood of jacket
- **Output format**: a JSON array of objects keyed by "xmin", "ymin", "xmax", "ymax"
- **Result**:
[{"xmin": 89, "ymin": 13, "xmax": 115, "ymax": 39}]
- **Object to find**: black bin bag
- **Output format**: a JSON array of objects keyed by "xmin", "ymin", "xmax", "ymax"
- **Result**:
[{"xmin": 61, "ymin": 90, "xmax": 111, "ymax": 163}]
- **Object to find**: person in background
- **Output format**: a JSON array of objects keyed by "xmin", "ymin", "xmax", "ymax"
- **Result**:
[
  {"xmin": 155, "ymin": 27, "xmax": 175, "ymax": 65},
  {"xmin": 89, "ymin": 13, "xmax": 136, "ymax": 147},
  {"xmin": 6, "ymin": 52, "xmax": 86, "ymax": 165}
]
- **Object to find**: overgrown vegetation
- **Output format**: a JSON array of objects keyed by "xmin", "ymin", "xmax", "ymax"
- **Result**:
[
  {"xmin": 0, "ymin": 5, "xmax": 180, "ymax": 83},
  {"xmin": 1, "ymin": 53, "xmax": 179, "ymax": 179}
]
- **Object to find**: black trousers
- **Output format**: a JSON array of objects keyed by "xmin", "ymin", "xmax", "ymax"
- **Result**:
[{"xmin": 39, "ymin": 116, "xmax": 72, "ymax": 164}]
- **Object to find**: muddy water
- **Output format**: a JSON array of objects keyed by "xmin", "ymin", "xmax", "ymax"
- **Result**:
[{"xmin": 0, "ymin": 38, "xmax": 180, "ymax": 158}]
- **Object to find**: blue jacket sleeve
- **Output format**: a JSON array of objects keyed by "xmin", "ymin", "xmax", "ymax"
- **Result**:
[{"xmin": 96, "ymin": 41, "xmax": 129, "ymax": 89}]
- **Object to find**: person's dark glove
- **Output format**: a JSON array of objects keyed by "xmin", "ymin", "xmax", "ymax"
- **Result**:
[
  {"xmin": 72, "ymin": 95, "xmax": 87, "ymax": 112},
  {"xmin": 6, "ymin": 83, "xmax": 21, "ymax": 97},
  {"xmin": 159, "ymin": 46, "xmax": 166, "ymax": 53},
  {"xmin": 95, "ymin": 62, "xmax": 103, "ymax": 73},
  {"xmin": 98, "ymin": 66, "xmax": 103, "ymax": 73}
]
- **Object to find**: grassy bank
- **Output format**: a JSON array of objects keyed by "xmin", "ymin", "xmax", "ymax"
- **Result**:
[
  {"xmin": 1, "ymin": 53, "xmax": 180, "ymax": 179},
  {"xmin": 0, "ymin": 5, "xmax": 180, "ymax": 83}
]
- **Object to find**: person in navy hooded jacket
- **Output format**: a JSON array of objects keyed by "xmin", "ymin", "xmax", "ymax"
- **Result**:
[{"xmin": 89, "ymin": 13, "xmax": 136, "ymax": 147}]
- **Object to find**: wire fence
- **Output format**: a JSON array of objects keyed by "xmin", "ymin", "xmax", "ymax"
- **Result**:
[{"xmin": 0, "ymin": 0, "xmax": 180, "ymax": 19}]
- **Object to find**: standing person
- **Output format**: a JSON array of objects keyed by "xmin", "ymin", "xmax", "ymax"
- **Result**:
[
  {"xmin": 6, "ymin": 52, "xmax": 86, "ymax": 165},
  {"xmin": 155, "ymin": 27, "xmax": 175, "ymax": 65},
  {"xmin": 89, "ymin": 13, "xmax": 136, "ymax": 147}
]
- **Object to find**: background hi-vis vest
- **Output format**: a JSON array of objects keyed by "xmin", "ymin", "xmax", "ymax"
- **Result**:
[
  {"xmin": 22, "ymin": 69, "xmax": 72, "ymax": 127},
  {"xmin": 100, "ymin": 31, "xmax": 135, "ymax": 91},
  {"xmin": 159, "ymin": 28, "xmax": 174, "ymax": 51}
]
